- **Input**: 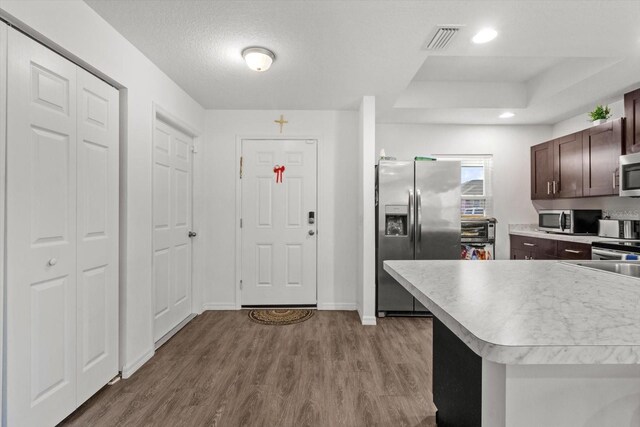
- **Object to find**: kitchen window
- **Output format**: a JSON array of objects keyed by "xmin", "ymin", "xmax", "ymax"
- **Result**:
[{"xmin": 436, "ymin": 155, "xmax": 493, "ymax": 217}]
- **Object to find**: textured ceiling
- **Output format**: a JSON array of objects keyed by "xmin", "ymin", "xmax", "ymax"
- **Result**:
[
  {"xmin": 85, "ymin": 0, "xmax": 640, "ymax": 124},
  {"xmin": 412, "ymin": 57, "xmax": 564, "ymax": 83}
]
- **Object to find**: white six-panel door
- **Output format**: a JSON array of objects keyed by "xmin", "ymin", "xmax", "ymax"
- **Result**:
[
  {"xmin": 153, "ymin": 119, "xmax": 193, "ymax": 342},
  {"xmin": 5, "ymin": 29, "xmax": 119, "ymax": 426},
  {"xmin": 6, "ymin": 28, "xmax": 79, "ymax": 426},
  {"xmin": 241, "ymin": 139, "xmax": 317, "ymax": 306},
  {"xmin": 76, "ymin": 67, "xmax": 119, "ymax": 405}
]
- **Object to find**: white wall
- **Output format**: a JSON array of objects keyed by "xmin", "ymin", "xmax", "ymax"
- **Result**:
[
  {"xmin": 552, "ymin": 99, "xmax": 624, "ymax": 137},
  {"xmin": 357, "ymin": 97, "xmax": 376, "ymax": 325},
  {"xmin": 200, "ymin": 110, "xmax": 358, "ymax": 310},
  {"xmin": 539, "ymin": 99, "xmax": 640, "ymax": 219},
  {"xmin": 376, "ymin": 124, "xmax": 552, "ymax": 260},
  {"xmin": 0, "ymin": 1, "xmax": 205, "ymax": 377}
]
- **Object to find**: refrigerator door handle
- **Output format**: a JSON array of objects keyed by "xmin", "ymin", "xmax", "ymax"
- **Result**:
[
  {"xmin": 416, "ymin": 189, "xmax": 422, "ymax": 242},
  {"xmin": 408, "ymin": 189, "xmax": 414, "ymax": 242}
]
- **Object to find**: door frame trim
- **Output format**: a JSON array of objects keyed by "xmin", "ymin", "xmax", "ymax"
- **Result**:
[
  {"xmin": 0, "ymin": 21, "xmax": 7, "ymax": 420},
  {"xmin": 150, "ymin": 103, "xmax": 202, "ymax": 344},
  {"xmin": 235, "ymin": 136, "xmax": 321, "ymax": 309}
]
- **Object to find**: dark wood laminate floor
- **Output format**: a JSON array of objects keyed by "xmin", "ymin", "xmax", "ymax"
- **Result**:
[{"xmin": 61, "ymin": 311, "xmax": 436, "ymax": 427}]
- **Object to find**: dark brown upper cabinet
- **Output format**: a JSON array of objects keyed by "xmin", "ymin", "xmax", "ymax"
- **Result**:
[
  {"xmin": 531, "ymin": 141, "xmax": 553, "ymax": 200},
  {"xmin": 625, "ymin": 88, "xmax": 640, "ymax": 154},
  {"xmin": 553, "ymin": 132, "xmax": 584, "ymax": 198},
  {"xmin": 531, "ymin": 119, "xmax": 624, "ymax": 200},
  {"xmin": 582, "ymin": 118, "xmax": 624, "ymax": 197},
  {"xmin": 531, "ymin": 133, "xmax": 583, "ymax": 200}
]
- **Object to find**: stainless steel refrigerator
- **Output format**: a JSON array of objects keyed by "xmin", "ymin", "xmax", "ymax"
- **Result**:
[{"xmin": 375, "ymin": 160, "xmax": 461, "ymax": 316}]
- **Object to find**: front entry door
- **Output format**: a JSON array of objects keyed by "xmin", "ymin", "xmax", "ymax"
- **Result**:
[
  {"xmin": 153, "ymin": 119, "xmax": 193, "ymax": 342},
  {"xmin": 241, "ymin": 139, "xmax": 317, "ymax": 305}
]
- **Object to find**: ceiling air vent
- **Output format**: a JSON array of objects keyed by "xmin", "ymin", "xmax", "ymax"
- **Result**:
[{"xmin": 424, "ymin": 26, "xmax": 463, "ymax": 50}]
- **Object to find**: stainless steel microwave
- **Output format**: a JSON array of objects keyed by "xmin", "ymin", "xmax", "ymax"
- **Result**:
[
  {"xmin": 620, "ymin": 152, "xmax": 640, "ymax": 197},
  {"xmin": 538, "ymin": 209, "xmax": 601, "ymax": 234}
]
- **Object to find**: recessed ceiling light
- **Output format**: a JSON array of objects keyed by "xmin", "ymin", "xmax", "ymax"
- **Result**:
[
  {"xmin": 499, "ymin": 112, "xmax": 515, "ymax": 119},
  {"xmin": 472, "ymin": 28, "xmax": 498, "ymax": 44},
  {"xmin": 242, "ymin": 47, "xmax": 275, "ymax": 72}
]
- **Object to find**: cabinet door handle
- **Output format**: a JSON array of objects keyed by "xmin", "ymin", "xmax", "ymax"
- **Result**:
[
  {"xmin": 613, "ymin": 171, "xmax": 617, "ymax": 190},
  {"xmin": 553, "ymin": 180, "xmax": 557, "ymax": 194},
  {"xmin": 547, "ymin": 182, "xmax": 551, "ymax": 195},
  {"xmin": 564, "ymin": 249, "xmax": 582, "ymax": 254},
  {"xmin": 523, "ymin": 242, "xmax": 536, "ymax": 247}
]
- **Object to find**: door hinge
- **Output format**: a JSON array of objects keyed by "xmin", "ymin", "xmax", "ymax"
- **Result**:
[
  {"xmin": 239, "ymin": 156, "xmax": 243, "ymax": 179},
  {"xmin": 240, "ymin": 280, "xmax": 243, "ymax": 290}
]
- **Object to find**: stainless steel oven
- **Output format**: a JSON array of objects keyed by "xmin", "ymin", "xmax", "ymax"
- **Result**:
[
  {"xmin": 538, "ymin": 209, "xmax": 601, "ymax": 234},
  {"xmin": 592, "ymin": 241, "xmax": 640, "ymax": 260},
  {"xmin": 619, "ymin": 152, "xmax": 640, "ymax": 197}
]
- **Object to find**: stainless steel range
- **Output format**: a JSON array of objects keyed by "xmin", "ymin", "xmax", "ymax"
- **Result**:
[{"xmin": 591, "ymin": 240, "xmax": 640, "ymax": 260}]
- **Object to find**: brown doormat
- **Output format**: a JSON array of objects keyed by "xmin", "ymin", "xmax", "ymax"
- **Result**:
[{"xmin": 248, "ymin": 309, "xmax": 314, "ymax": 325}]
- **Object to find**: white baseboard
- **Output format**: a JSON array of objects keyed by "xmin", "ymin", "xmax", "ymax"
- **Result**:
[
  {"xmin": 317, "ymin": 302, "xmax": 357, "ymax": 311},
  {"xmin": 155, "ymin": 313, "xmax": 196, "ymax": 350},
  {"xmin": 121, "ymin": 347, "xmax": 154, "ymax": 379},
  {"xmin": 357, "ymin": 307, "xmax": 377, "ymax": 325},
  {"xmin": 203, "ymin": 302, "xmax": 357, "ymax": 311},
  {"xmin": 360, "ymin": 315, "xmax": 377, "ymax": 326},
  {"xmin": 202, "ymin": 303, "xmax": 239, "ymax": 311}
]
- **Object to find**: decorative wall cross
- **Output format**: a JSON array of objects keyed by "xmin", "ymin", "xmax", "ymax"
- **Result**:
[{"xmin": 274, "ymin": 114, "xmax": 288, "ymax": 133}]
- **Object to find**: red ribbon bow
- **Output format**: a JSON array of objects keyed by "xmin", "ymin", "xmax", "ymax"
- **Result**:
[{"xmin": 273, "ymin": 165, "xmax": 285, "ymax": 183}]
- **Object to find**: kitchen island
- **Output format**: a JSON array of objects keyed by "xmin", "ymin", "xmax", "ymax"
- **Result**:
[{"xmin": 384, "ymin": 260, "xmax": 640, "ymax": 427}]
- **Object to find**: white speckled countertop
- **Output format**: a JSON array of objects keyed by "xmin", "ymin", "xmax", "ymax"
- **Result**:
[
  {"xmin": 509, "ymin": 223, "xmax": 608, "ymax": 244},
  {"xmin": 384, "ymin": 260, "xmax": 640, "ymax": 365}
]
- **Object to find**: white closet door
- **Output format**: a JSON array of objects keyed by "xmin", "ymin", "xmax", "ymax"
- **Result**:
[
  {"xmin": 75, "ymin": 68, "xmax": 119, "ymax": 405},
  {"xmin": 6, "ymin": 28, "xmax": 78, "ymax": 426},
  {"xmin": 153, "ymin": 119, "xmax": 193, "ymax": 342}
]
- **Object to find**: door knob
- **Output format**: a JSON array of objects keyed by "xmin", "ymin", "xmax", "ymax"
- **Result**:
[
  {"xmin": 308, "ymin": 230, "xmax": 315, "ymax": 236},
  {"xmin": 48, "ymin": 258, "xmax": 57, "ymax": 266},
  {"xmin": 188, "ymin": 231, "xmax": 197, "ymax": 238}
]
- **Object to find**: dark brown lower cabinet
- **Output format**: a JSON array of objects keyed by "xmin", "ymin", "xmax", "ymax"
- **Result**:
[
  {"xmin": 510, "ymin": 234, "xmax": 591, "ymax": 260},
  {"xmin": 511, "ymin": 248, "xmax": 534, "ymax": 260}
]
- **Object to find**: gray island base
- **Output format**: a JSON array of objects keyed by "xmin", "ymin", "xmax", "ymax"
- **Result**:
[{"xmin": 384, "ymin": 260, "xmax": 640, "ymax": 427}]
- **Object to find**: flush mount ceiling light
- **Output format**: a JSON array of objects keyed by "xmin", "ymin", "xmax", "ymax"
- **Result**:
[
  {"xmin": 499, "ymin": 112, "xmax": 515, "ymax": 119},
  {"xmin": 242, "ymin": 47, "xmax": 275, "ymax": 72},
  {"xmin": 472, "ymin": 28, "xmax": 498, "ymax": 44}
]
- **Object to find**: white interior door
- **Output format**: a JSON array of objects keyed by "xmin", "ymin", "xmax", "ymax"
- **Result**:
[
  {"xmin": 75, "ymin": 67, "xmax": 119, "ymax": 405},
  {"xmin": 6, "ymin": 28, "xmax": 78, "ymax": 426},
  {"xmin": 5, "ymin": 29, "xmax": 119, "ymax": 426},
  {"xmin": 153, "ymin": 119, "xmax": 193, "ymax": 342},
  {"xmin": 241, "ymin": 139, "xmax": 317, "ymax": 306}
]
